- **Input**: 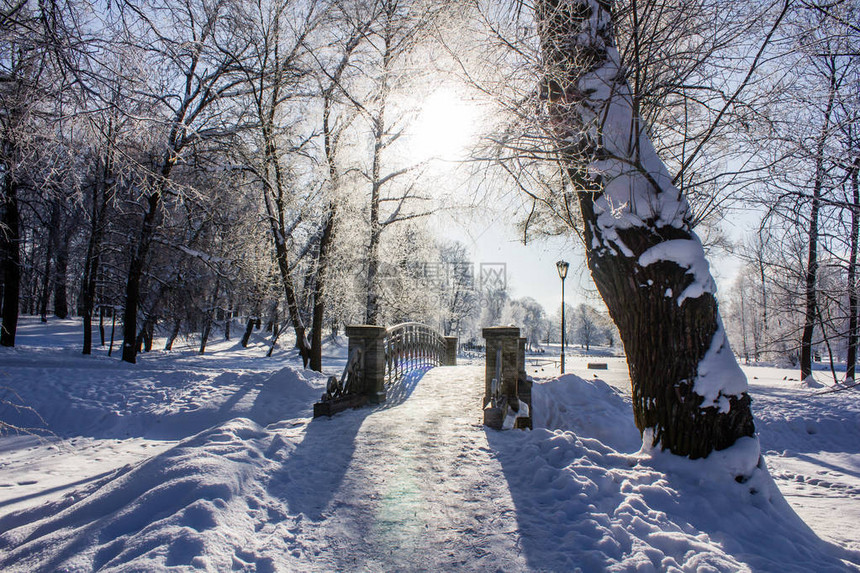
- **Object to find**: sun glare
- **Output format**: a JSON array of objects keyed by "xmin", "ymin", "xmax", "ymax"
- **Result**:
[{"xmin": 409, "ymin": 89, "xmax": 478, "ymax": 163}]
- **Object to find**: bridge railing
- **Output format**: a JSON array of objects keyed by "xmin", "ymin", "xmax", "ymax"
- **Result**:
[
  {"xmin": 314, "ymin": 323, "xmax": 457, "ymax": 417},
  {"xmin": 384, "ymin": 322, "xmax": 446, "ymax": 384}
]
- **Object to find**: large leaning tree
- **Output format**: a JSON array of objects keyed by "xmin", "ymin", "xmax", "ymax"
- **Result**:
[{"xmin": 533, "ymin": 0, "xmax": 756, "ymax": 459}]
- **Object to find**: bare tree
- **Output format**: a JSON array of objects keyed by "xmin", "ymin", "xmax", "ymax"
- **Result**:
[
  {"xmin": 358, "ymin": 0, "xmax": 448, "ymax": 325},
  {"xmin": 115, "ymin": 0, "xmax": 249, "ymax": 363},
  {"xmin": 437, "ymin": 240, "xmax": 478, "ymax": 336},
  {"xmin": 847, "ymin": 146, "xmax": 859, "ymax": 382},
  {"xmin": 574, "ymin": 303, "xmax": 606, "ymax": 353},
  {"xmin": 307, "ymin": 0, "xmax": 376, "ymax": 369},
  {"xmin": 234, "ymin": 0, "xmax": 323, "ymax": 366},
  {"xmin": 0, "ymin": 0, "xmax": 51, "ymax": 346}
]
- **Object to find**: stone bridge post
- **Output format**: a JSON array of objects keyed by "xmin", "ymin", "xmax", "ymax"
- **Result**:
[
  {"xmin": 518, "ymin": 337, "xmax": 532, "ymax": 429},
  {"xmin": 482, "ymin": 326, "xmax": 532, "ymax": 429},
  {"xmin": 444, "ymin": 336, "xmax": 458, "ymax": 366},
  {"xmin": 345, "ymin": 325, "xmax": 387, "ymax": 404}
]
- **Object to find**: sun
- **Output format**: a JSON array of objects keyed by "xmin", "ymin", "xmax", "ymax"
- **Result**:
[{"xmin": 409, "ymin": 88, "xmax": 478, "ymax": 163}]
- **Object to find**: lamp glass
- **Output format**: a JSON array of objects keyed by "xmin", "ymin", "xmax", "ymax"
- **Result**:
[{"xmin": 556, "ymin": 260, "xmax": 569, "ymax": 279}]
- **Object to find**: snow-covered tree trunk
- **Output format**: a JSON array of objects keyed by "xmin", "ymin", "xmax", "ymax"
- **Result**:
[{"xmin": 535, "ymin": 0, "xmax": 755, "ymax": 459}]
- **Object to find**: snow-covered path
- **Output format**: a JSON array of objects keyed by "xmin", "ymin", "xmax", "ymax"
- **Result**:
[{"xmin": 284, "ymin": 365, "xmax": 526, "ymax": 571}]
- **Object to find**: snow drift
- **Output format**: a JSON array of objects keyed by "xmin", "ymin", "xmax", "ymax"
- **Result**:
[{"xmin": 1, "ymin": 320, "xmax": 858, "ymax": 571}]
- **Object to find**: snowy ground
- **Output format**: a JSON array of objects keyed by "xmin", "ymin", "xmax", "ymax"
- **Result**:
[{"xmin": 1, "ymin": 318, "xmax": 859, "ymax": 571}]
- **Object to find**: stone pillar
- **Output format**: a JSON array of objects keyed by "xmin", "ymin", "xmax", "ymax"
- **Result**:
[
  {"xmin": 345, "ymin": 325, "xmax": 387, "ymax": 404},
  {"xmin": 517, "ymin": 337, "xmax": 532, "ymax": 430},
  {"xmin": 518, "ymin": 337, "xmax": 526, "ymax": 375},
  {"xmin": 444, "ymin": 336, "xmax": 458, "ymax": 366},
  {"xmin": 482, "ymin": 327, "xmax": 521, "ymax": 429},
  {"xmin": 483, "ymin": 327, "xmax": 520, "ymax": 402}
]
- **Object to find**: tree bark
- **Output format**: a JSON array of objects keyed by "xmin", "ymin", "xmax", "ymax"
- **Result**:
[
  {"xmin": 535, "ymin": 0, "xmax": 755, "ymax": 459},
  {"xmin": 99, "ymin": 305, "xmax": 106, "ymax": 346},
  {"xmin": 199, "ymin": 280, "xmax": 219, "ymax": 354},
  {"xmin": 82, "ymin": 168, "xmax": 110, "ymax": 354},
  {"xmin": 199, "ymin": 320, "xmax": 211, "ymax": 354},
  {"xmin": 240, "ymin": 317, "xmax": 255, "ymax": 347},
  {"xmin": 256, "ymin": 56, "xmax": 311, "ymax": 367},
  {"xmin": 53, "ymin": 234, "xmax": 69, "ymax": 319},
  {"xmin": 310, "ymin": 210, "xmax": 333, "ymax": 371},
  {"xmin": 800, "ymin": 67, "xmax": 836, "ymax": 382},
  {"xmin": 224, "ymin": 299, "xmax": 232, "ymax": 340},
  {"xmin": 121, "ymin": 190, "xmax": 162, "ymax": 363},
  {"xmin": 847, "ymin": 155, "xmax": 859, "ymax": 382},
  {"xmin": 135, "ymin": 314, "xmax": 155, "ymax": 353},
  {"xmin": 108, "ymin": 308, "xmax": 116, "ymax": 356},
  {"xmin": 364, "ymin": 26, "xmax": 395, "ymax": 327},
  {"xmin": 0, "ymin": 159, "xmax": 20, "ymax": 347},
  {"xmin": 38, "ymin": 236, "xmax": 52, "ymax": 322},
  {"xmin": 165, "ymin": 318, "xmax": 181, "ymax": 351},
  {"xmin": 309, "ymin": 24, "xmax": 366, "ymax": 370}
]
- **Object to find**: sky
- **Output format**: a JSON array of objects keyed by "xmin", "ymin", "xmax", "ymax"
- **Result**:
[
  {"xmin": 435, "ymin": 207, "xmax": 592, "ymax": 313},
  {"xmin": 430, "ymin": 195, "xmax": 748, "ymax": 319},
  {"xmin": 408, "ymin": 82, "xmax": 752, "ymax": 318}
]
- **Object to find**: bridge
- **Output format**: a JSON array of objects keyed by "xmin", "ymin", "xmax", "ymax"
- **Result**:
[{"xmin": 314, "ymin": 323, "xmax": 533, "ymax": 430}]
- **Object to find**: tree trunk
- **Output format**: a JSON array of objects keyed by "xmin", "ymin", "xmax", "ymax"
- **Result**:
[
  {"xmin": 108, "ymin": 309, "xmax": 116, "ymax": 356},
  {"xmin": 199, "ymin": 320, "xmax": 211, "ymax": 354},
  {"xmin": 0, "ymin": 162, "xmax": 20, "ymax": 347},
  {"xmin": 365, "ymin": 223, "xmax": 381, "ymax": 325},
  {"xmin": 38, "ymin": 242, "xmax": 51, "ymax": 323},
  {"xmin": 165, "ymin": 318, "xmax": 181, "ymax": 351},
  {"xmin": 267, "ymin": 321, "xmax": 281, "ymax": 358},
  {"xmin": 535, "ymin": 0, "xmax": 755, "ymax": 459},
  {"xmin": 800, "ymin": 66, "xmax": 836, "ymax": 382},
  {"xmin": 364, "ymin": 32, "xmax": 394, "ymax": 327},
  {"xmin": 224, "ymin": 299, "xmax": 232, "ymax": 340},
  {"xmin": 240, "ymin": 317, "xmax": 255, "ymax": 347},
  {"xmin": 259, "ymin": 121, "xmax": 310, "ymax": 365},
  {"xmin": 122, "ymin": 191, "xmax": 161, "ymax": 363},
  {"xmin": 309, "ymin": 29, "xmax": 364, "ymax": 371},
  {"xmin": 99, "ymin": 305, "xmax": 106, "ymax": 346},
  {"xmin": 199, "ymin": 281, "xmax": 219, "ymax": 354},
  {"xmin": 82, "ymin": 285, "xmax": 94, "ymax": 354},
  {"xmin": 144, "ymin": 319, "xmax": 154, "ymax": 352},
  {"xmin": 82, "ymin": 194, "xmax": 106, "ymax": 354},
  {"xmin": 310, "ymin": 211, "xmax": 332, "ymax": 371},
  {"xmin": 53, "ymin": 238, "xmax": 69, "ymax": 319},
  {"xmin": 271, "ymin": 232, "xmax": 310, "ymax": 367},
  {"xmin": 82, "ymin": 134, "xmax": 113, "ymax": 354},
  {"xmin": 310, "ymin": 111, "xmax": 338, "ymax": 371},
  {"xmin": 135, "ymin": 314, "xmax": 155, "ymax": 353},
  {"xmin": 847, "ymin": 156, "xmax": 859, "ymax": 382},
  {"xmin": 757, "ymin": 243, "xmax": 767, "ymax": 361}
]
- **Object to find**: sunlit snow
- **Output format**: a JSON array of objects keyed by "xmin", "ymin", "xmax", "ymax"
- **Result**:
[{"xmin": 1, "ymin": 318, "xmax": 859, "ymax": 571}]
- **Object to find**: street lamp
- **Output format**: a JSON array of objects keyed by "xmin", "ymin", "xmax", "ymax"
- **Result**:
[{"xmin": 556, "ymin": 260, "xmax": 569, "ymax": 374}]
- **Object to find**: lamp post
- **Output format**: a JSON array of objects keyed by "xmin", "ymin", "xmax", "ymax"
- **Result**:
[{"xmin": 556, "ymin": 260, "xmax": 569, "ymax": 374}]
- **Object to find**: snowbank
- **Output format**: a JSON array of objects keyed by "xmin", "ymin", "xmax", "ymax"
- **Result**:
[{"xmin": 1, "ymin": 320, "xmax": 858, "ymax": 571}]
